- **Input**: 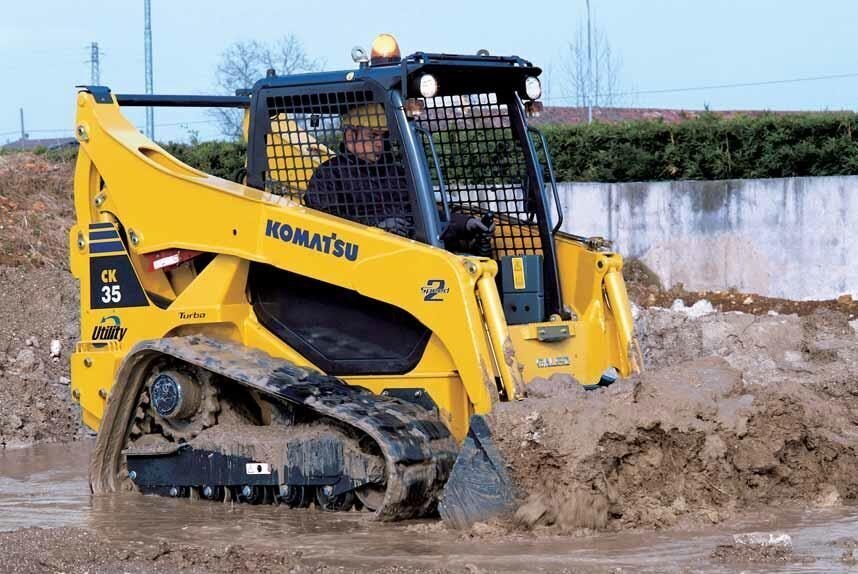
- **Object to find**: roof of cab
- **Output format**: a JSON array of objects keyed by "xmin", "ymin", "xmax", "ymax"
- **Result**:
[{"xmin": 252, "ymin": 52, "xmax": 542, "ymax": 94}]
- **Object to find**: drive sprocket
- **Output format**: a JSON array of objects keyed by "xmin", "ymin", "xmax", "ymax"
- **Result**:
[{"xmin": 139, "ymin": 362, "xmax": 220, "ymax": 442}]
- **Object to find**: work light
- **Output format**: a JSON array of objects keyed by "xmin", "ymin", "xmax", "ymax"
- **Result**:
[
  {"xmin": 524, "ymin": 76, "xmax": 542, "ymax": 100},
  {"xmin": 419, "ymin": 74, "xmax": 439, "ymax": 98}
]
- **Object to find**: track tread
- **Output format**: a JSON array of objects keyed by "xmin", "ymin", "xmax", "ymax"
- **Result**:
[{"xmin": 92, "ymin": 335, "xmax": 458, "ymax": 520}]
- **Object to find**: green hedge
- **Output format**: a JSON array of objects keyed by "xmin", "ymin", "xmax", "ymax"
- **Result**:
[
  {"xmin": 541, "ymin": 112, "xmax": 858, "ymax": 182},
  {"xmin": 159, "ymin": 113, "xmax": 858, "ymax": 183},
  {"xmin": 161, "ymin": 141, "xmax": 246, "ymax": 181}
]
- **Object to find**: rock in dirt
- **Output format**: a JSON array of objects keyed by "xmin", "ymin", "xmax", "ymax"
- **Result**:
[
  {"xmin": 831, "ymin": 536, "xmax": 858, "ymax": 549},
  {"xmin": 840, "ymin": 550, "xmax": 858, "ymax": 565},
  {"xmin": 710, "ymin": 531, "xmax": 817, "ymax": 566},
  {"xmin": 12, "ymin": 348, "xmax": 37, "ymax": 371},
  {"xmin": 712, "ymin": 542, "xmax": 795, "ymax": 564},
  {"xmin": 669, "ymin": 298, "xmax": 715, "ymax": 318},
  {"xmin": 732, "ymin": 532, "xmax": 792, "ymax": 548}
]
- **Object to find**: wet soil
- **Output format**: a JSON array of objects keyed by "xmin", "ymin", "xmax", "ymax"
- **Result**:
[
  {"xmin": 7, "ymin": 443, "xmax": 858, "ymax": 573},
  {"xmin": 492, "ymin": 306, "xmax": 858, "ymax": 533}
]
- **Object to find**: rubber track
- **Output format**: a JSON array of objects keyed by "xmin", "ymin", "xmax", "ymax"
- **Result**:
[{"xmin": 91, "ymin": 335, "xmax": 459, "ymax": 520}]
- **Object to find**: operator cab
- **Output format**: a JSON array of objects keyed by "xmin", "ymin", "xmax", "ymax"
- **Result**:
[{"xmin": 245, "ymin": 35, "xmax": 563, "ymax": 325}]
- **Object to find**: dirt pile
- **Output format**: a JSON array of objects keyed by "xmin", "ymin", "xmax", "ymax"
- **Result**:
[
  {"xmin": 636, "ymin": 304, "xmax": 858, "ymax": 377},
  {"xmin": 0, "ymin": 152, "xmax": 75, "ymax": 268},
  {"xmin": 0, "ymin": 153, "xmax": 80, "ymax": 447},
  {"xmin": 0, "ymin": 266, "xmax": 81, "ymax": 447},
  {"xmin": 493, "ymin": 306, "xmax": 858, "ymax": 532}
]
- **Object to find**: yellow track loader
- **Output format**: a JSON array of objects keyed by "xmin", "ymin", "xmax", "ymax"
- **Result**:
[{"xmin": 68, "ymin": 35, "xmax": 641, "ymax": 526}]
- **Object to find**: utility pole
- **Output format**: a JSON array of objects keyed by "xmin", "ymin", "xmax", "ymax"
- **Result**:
[
  {"xmin": 586, "ymin": 0, "xmax": 593, "ymax": 124},
  {"xmin": 144, "ymin": 0, "xmax": 154, "ymax": 139},
  {"xmin": 19, "ymin": 108, "xmax": 26, "ymax": 140},
  {"xmin": 86, "ymin": 42, "xmax": 102, "ymax": 85}
]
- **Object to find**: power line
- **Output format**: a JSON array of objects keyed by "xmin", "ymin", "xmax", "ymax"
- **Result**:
[
  {"xmin": 149, "ymin": 119, "xmax": 220, "ymax": 128},
  {"xmin": 546, "ymin": 71, "xmax": 858, "ymax": 102},
  {"xmin": 0, "ymin": 118, "xmax": 221, "ymax": 138}
]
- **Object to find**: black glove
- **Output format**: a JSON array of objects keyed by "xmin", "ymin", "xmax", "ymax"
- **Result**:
[
  {"xmin": 465, "ymin": 216, "xmax": 496, "ymax": 235},
  {"xmin": 377, "ymin": 217, "xmax": 411, "ymax": 237}
]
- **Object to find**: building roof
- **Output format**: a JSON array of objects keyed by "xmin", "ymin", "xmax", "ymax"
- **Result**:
[{"xmin": 1, "ymin": 137, "xmax": 78, "ymax": 152}]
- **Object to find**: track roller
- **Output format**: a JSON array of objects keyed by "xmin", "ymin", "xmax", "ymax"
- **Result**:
[
  {"xmin": 279, "ymin": 484, "xmax": 313, "ymax": 508},
  {"xmin": 316, "ymin": 486, "xmax": 355, "ymax": 511},
  {"xmin": 201, "ymin": 485, "xmax": 224, "ymax": 501}
]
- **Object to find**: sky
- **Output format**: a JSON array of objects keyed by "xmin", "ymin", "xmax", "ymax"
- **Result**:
[{"xmin": 2, "ymin": 0, "xmax": 858, "ymax": 142}]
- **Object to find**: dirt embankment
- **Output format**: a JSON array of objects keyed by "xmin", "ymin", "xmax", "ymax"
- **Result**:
[
  {"xmin": 493, "ymin": 306, "xmax": 858, "ymax": 532},
  {"xmin": 0, "ymin": 153, "xmax": 80, "ymax": 447},
  {"xmin": 624, "ymin": 258, "xmax": 858, "ymax": 319},
  {"xmin": 0, "ymin": 152, "xmax": 74, "ymax": 268}
]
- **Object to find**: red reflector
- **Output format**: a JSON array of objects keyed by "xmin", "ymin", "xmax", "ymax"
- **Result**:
[{"xmin": 145, "ymin": 249, "xmax": 203, "ymax": 272}]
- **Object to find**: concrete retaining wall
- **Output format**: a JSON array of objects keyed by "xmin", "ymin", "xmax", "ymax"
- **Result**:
[{"xmin": 556, "ymin": 176, "xmax": 857, "ymax": 300}]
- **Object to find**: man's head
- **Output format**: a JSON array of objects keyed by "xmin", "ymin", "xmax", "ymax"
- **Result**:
[{"xmin": 341, "ymin": 103, "xmax": 388, "ymax": 163}]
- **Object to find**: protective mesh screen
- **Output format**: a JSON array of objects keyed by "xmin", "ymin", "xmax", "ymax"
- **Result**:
[
  {"xmin": 261, "ymin": 89, "xmax": 415, "ymax": 235},
  {"xmin": 416, "ymin": 93, "xmax": 542, "ymax": 257}
]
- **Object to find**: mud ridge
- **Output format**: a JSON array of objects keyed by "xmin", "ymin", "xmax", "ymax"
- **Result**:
[{"xmin": 493, "ymin": 306, "xmax": 858, "ymax": 532}]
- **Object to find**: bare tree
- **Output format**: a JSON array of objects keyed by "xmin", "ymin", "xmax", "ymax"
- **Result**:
[
  {"xmin": 562, "ymin": 23, "xmax": 625, "ymax": 109},
  {"xmin": 211, "ymin": 35, "xmax": 323, "ymax": 139}
]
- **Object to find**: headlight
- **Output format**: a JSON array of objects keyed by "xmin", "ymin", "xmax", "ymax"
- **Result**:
[
  {"xmin": 524, "ymin": 76, "xmax": 542, "ymax": 100},
  {"xmin": 419, "ymin": 74, "xmax": 439, "ymax": 98}
]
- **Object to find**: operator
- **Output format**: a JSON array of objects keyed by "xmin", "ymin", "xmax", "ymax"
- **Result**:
[{"xmin": 305, "ymin": 103, "xmax": 494, "ymax": 249}]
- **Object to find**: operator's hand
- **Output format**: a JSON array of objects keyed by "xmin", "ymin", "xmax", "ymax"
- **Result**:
[
  {"xmin": 377, "ymin": 217, "xmax": 411, "ymax": 237},
  {"xmin": 465, "ymin": 216, "xmax": 496, "ymax": 235}
]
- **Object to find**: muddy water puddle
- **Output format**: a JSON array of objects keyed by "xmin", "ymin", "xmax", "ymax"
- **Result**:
[{"xmin": 3, "ymin": 442, "xmax": 858, "ymax": 573}]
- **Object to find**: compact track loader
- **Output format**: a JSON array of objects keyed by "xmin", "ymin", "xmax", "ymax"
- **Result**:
[{"xmin": 69, "ymin": 35, "xmax": 641, "ymax": 526}]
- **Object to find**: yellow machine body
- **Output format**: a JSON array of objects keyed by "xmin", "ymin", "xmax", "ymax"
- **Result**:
[{"xmin": 68, "ymin": 91, "xmax": 639, "ymax": 444}]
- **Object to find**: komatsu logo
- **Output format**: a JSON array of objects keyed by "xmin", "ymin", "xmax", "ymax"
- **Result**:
[{"xmin": 265, "ymin": 219, "xmax": 359, "ymax": 262}]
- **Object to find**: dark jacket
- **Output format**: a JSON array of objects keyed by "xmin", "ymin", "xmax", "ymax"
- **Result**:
[
  {"xmin": 305, "ymin": 148, "xmax": 411, "ymax": 228},
  {"xmin": 305, "ymin": 147, "xmax": 472, "ymax": 240}
]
